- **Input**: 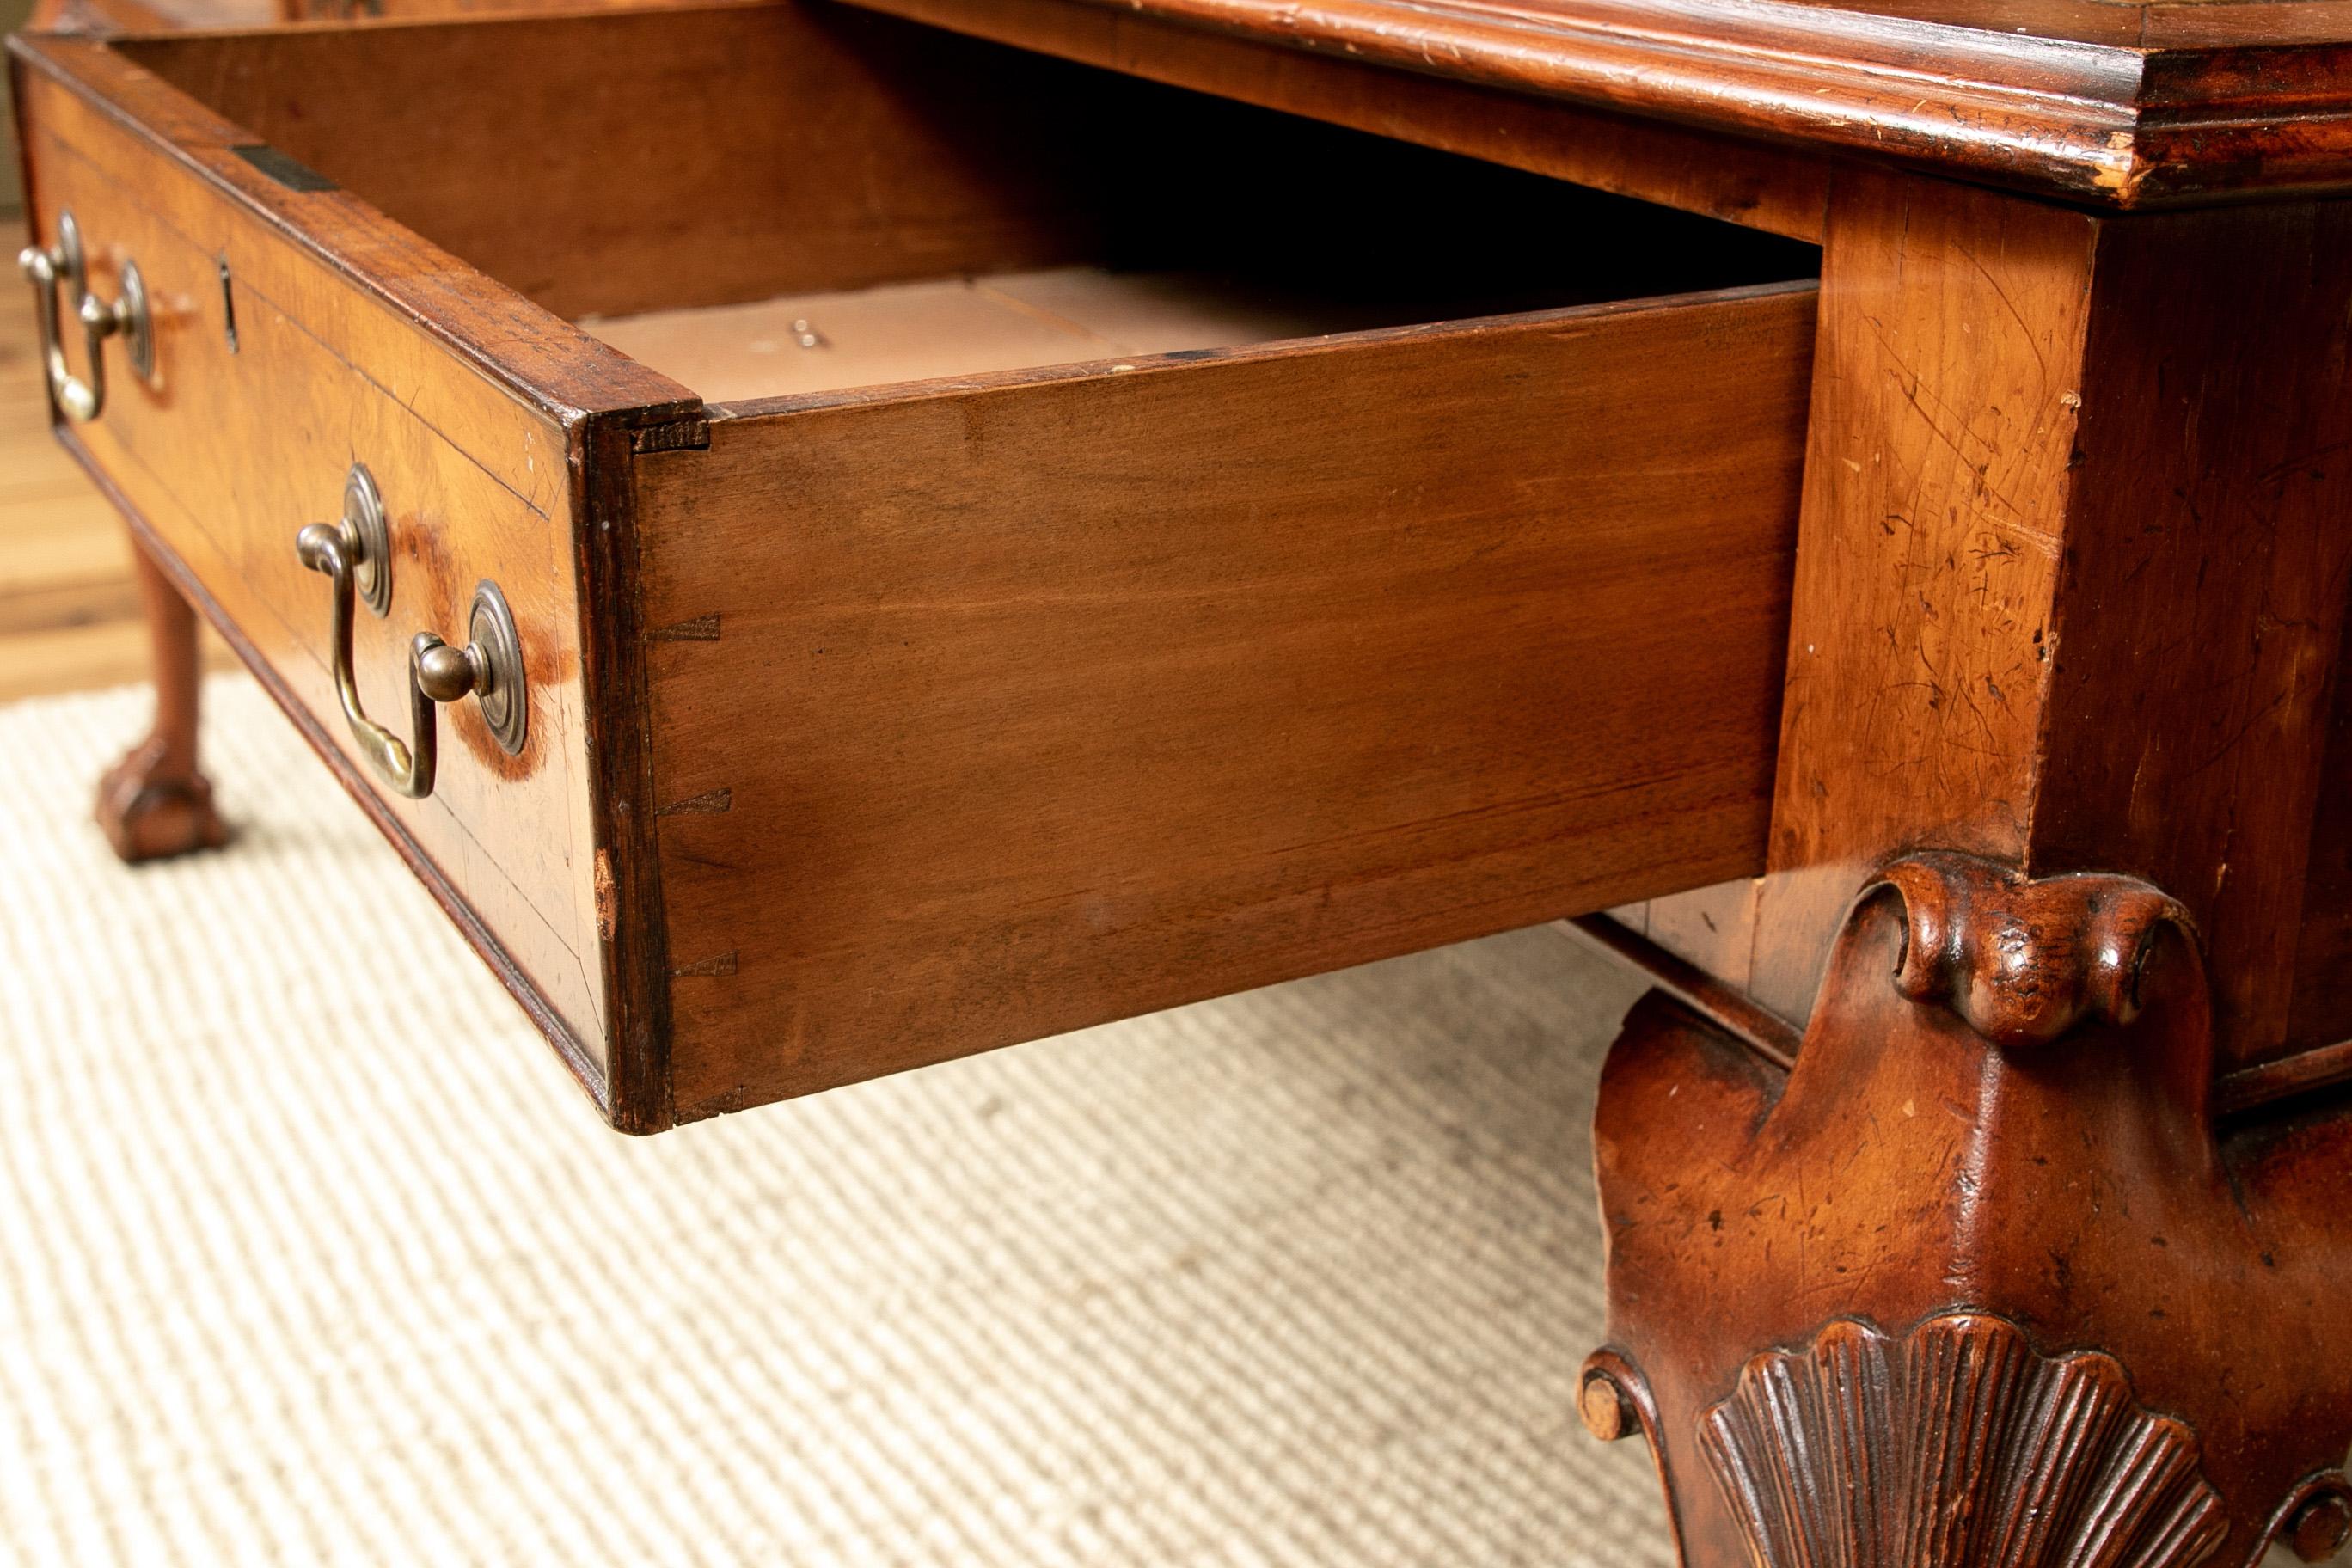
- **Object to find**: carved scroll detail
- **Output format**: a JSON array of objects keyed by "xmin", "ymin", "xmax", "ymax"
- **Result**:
[
  {"xmin": 1700, "ymin": 1312, "xmax": 2226, "ymax": 1568},
  {"xmin": 1877, "ymin": 854, "xmax": 2196, "ymax": 1049}
]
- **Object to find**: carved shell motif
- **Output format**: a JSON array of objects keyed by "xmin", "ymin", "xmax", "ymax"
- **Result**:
[{"xmin": 1700, "ymin": 1312, "xmax": 2227, "ymax": 1568}]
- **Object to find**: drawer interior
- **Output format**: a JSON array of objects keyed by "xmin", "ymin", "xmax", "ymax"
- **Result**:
[{"xmin": 118, "ymin": 4, "xmax": 1818, "ymax": 406}]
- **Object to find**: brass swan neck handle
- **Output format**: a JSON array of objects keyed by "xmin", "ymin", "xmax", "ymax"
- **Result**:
[
  {"xmin": 295, "ymin": 464, "xmax": 527, "ymax": 799},
  {"xmin": 18, "ymin": 211, "xmax": 153, "ymax": 424}
]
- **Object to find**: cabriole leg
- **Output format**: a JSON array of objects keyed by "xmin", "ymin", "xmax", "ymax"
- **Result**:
[
  {"xmin": 1584, "ymin": 855, "xmax": 2352, "ymax": 1568},
  {"xmin": 94, "ymin": 537, "xmax": 227, "ymax": 862}
]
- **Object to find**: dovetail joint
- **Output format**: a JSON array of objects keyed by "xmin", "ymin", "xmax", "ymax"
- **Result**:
[
  {"xmin": 648, "ymin": 615, "xmax": 721, "ymax": 644},
  {"xmin": 656, "ymin": 787, "xmax": 732, "ymax": 818},
  {"xmin": 632, "ymin": 419, "xmax": 711, "ymax": 454}
]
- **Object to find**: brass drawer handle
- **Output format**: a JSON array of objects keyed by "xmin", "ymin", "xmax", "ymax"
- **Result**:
[
  {"xmin": 295, "ymin": 464, "xmax": 528, "ymax": 799},
  {"xmin": 16, "ymin": 211, "xmax": 154, "ymax": 424}
]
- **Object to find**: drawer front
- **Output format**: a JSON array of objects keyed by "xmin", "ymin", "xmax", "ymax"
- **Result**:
[
  {"xmin": 639, "ymin": 283, "xmax": 1816, "ymax": 1121},
  {"xmin": 15, "ymin": 61, "xmax": 613, "ymax": 1079}
]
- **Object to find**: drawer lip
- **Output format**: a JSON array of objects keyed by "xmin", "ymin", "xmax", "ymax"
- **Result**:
[
  {"xmin": 577, "ymin": 420, "xmax": 677, "ymax": 1135},
  {"xmin": 705, "ymin": 276, "xmax": 1822, "ymax": 421},
  {"xmin": 8, "ymin": 28, "xmax": 707, "ymax": 435}
]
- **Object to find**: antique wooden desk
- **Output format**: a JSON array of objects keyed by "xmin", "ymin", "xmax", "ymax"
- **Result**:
[{"xmin": 15, "ymin": 0, "xmax": 2352, "ymax": 1560}]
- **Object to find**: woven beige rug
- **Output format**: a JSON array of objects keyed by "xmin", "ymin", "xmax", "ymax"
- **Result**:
[{"xmin": 0, "ymin": 676, "xmax": 1673, "ymax": 1566}]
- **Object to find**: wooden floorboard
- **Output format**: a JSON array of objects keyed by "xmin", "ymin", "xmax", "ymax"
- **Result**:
[{"xmin": 1, "ymin": 217, "xmax": 235, "ymax": 702}]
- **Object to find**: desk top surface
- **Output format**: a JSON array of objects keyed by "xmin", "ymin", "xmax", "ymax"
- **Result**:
[{"xmin": 1044, "ymin": 0, "xmax": 2352, "ymax": 205}]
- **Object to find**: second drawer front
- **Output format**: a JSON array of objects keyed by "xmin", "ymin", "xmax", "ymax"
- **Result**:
[{"xmin": 17, "ymin": 89, "xmax": 609, "ymax": 1067}]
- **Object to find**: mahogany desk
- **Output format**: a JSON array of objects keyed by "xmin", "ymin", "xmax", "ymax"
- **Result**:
[{"xmin": 15, "ymin": 0, "xmax": 2352, "ymax": 1560}]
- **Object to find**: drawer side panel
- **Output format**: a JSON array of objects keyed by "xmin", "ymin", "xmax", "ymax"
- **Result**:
[{"xmin": 638, "ymin": 283, "xmax": 1816, "ymax": 1120}]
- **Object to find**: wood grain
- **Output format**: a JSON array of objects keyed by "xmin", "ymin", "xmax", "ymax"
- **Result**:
[
  {"xmin": 1749, "ymin": 169, "xmax": 2352, "ymax": 1073},
  {"xmin": 2287, "ymin": 694, "xmax": 2352, "ymax": 1057},
  {"xmin": 64, "ymin": 427, "xmax": 622, "ymax": 1114},
  {"xmin": 636, "ymin": 283, "xmax": 1816, "ymax": 1120},
  {"xmin": 2021, "ymin": 203, "xmax": 2352, "ymax": 1071},
  {"xmin": 1749, "ymin": 170, "xmax": 2097, "ymax": 1026}
]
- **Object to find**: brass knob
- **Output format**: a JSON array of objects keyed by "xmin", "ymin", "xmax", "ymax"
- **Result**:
[{"xmin": 415, "ymin": 640, "xmax": 485, "ymax": 704}]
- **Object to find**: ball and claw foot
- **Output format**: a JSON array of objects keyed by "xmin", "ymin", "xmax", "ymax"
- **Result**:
[
  {"xmin": 97, "ymin": 541, "xmax": 230, "ymax": 865},
  {"xmin": 94, "ymin": 734, "xmax": 227, "ymax": 864}
]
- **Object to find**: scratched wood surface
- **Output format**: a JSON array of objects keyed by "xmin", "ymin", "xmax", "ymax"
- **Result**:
[
  {"xmin": 1705, "ymin": 168, "xmax": 2352, "ymax": 1081},
  {"xmin": 32, "ymin": 4, "xmax": 2352, "ymax": 1553},
  {"xmin": 1744, "ymin": 172, "xmax": 2102, "ymax": 1023},
  {"xmin": 2023, "ymin": 201, "xmax": 2352, "ymax": 1073}
]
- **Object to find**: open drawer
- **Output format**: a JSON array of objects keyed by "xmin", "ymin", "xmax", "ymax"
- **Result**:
[{"xmin": 10, "ymin": 2, "xmax": 1817, "ymax": 1130}]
